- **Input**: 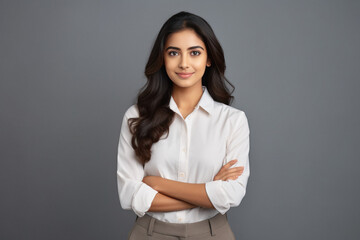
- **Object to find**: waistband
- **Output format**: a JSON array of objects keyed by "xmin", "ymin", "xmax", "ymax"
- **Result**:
[{"xmin": 135, "ymin": 212, "xmax": 228, "ymax": 237}]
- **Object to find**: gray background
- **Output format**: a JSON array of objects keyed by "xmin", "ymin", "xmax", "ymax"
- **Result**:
[{"xmin": 1, "ymin": 0, "xmax": 359, "ymax": 239}]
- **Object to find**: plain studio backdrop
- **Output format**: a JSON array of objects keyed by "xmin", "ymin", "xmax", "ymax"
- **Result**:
[{"xmin": 1, "ymin": 0, "xmax": 359, "ymax": 239}]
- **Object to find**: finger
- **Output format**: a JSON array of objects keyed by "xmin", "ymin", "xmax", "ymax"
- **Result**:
[
  {"xmin": 218, "ymin": 160, "xmax": 236, "ymax": 174},
  {"xmin": 218, "ymin": 167, "xmax": 243, "ymax": 179},
  {"xmin": 217, "ymin": 162, "xmax": 241, "ymax": 179},
  {"xmin": 225, "ymin": 167, "xmax": 244, "ymax": 174},
  {"xmin": 222, "ymin": 160, "xmax": 238, "ymax": 170},
  {"xmin": 226, "ymin": 170, "xmax": 243, "ymax": 177},
  {"xmin": 226, "ymin": 176, "xmax": 239, "ymax": 181},
  {"xmin": 225, "ymin": 175, "xmax": 240, "ymax": 181},
  {"xmin": 235, "ymin": 167, "xmax": 244, "ymax": 173},
  {"xmin": 228, "ymin": 159, "xmax": 238, "ymax": 165},
  {"xmin": 225, "ymin": 172, "xmax": 243, "ymax": 180}
]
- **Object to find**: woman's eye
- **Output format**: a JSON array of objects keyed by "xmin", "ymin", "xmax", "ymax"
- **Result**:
[
  {"xmin": 168, "ymin": 51, "xmax": 178, "ymax": 56},
  {"xmin": 191, "ymin": 51, "xmax": 201, "ymax": 56},
  {"xmin": 168, "ymin": 51, "xmax": 200, "ymax": 56}
]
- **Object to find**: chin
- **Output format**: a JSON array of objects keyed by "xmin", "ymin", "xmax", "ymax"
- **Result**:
[{"xmin": 173, "ymin": 81, "xmax": 199, "ymax": 89}]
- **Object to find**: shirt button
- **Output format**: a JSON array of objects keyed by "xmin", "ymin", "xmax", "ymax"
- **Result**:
[
  {"xmin": 182, "ymin": 148, "xmax": 186, "ymax": 152},
  {"xmin": 178, "ymin": 217, "xmax": 183, "ymax": 222},
  {"xmin": 179, "ymin": 172, "xmax": 185, "ymax": 178}
]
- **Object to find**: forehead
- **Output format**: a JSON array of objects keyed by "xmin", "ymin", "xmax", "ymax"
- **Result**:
[{"xmin": 165, "ymin": 29, "xmax": 205, "ymax": 48}]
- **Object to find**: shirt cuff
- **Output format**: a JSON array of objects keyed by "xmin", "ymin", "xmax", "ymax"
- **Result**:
[
  {"xmin": 132, "ymin": 182, "xmax": 158, "ymax": 217},
  {"xmin": 205, "ymin": 180, "xmax": 230, "ymax": 215}
]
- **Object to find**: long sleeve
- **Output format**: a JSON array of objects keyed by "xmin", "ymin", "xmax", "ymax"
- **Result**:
[
  {"xmin": 116, "ymin": 106, "xmax": 158, "ymax": 217},
  {"xmin": 205, "ymin": 111, "xmax": 250, "ymax": 215}
]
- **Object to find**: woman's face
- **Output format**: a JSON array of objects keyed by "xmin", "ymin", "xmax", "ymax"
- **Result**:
[{"xmin": 163, "ymin": 28, "xmax": 211, "ymax": 90}]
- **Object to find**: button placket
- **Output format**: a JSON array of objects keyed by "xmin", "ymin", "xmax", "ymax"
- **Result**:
[
  {"xmin": 178, "ymin": 121, "xmax": 187, "ymax": 182},
  {"xmin": 177, "ymin": 119, "xmax": 188, "ymax": 223},
  {"xmin": 184, "ymin": 114, "xmax": 193, "ymax": 183},
  {"xmin": 176, "ymin": 109, "xmax": 196, "ymax": 223}
]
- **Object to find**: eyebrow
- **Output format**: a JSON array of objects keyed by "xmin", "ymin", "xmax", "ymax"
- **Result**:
[{"xmin": 165, "ymin": 46, "xmax": 205, "ymax": 51}]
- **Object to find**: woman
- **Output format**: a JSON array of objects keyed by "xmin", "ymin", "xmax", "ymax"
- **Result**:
[{"xmin": 117, "ymin": 11, "xmax": 250, "ymax": 240}]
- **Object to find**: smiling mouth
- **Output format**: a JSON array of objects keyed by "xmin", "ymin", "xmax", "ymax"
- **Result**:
[{"xmin": 176, "ymin": 73, "xmax": 194, "ymax": 79}]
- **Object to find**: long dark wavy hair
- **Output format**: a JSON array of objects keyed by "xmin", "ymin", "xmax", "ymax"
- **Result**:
[{"xmin": 128, "ymin": 11, "xmax": 235, "ymax": 166}]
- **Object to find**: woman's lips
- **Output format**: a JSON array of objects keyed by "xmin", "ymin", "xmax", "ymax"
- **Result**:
[{"xmin": 176, "ymin": 72, "xmax": 194, "ymax": 79}]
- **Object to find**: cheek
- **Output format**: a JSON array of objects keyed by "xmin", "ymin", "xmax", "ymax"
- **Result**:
[
  {"xmin": 193, "ymin": 59, "xmax": 207, "ymax": 70},
  {"xmin": 164, "ymin": 58, "xmax": 177, "ymax": 71}
]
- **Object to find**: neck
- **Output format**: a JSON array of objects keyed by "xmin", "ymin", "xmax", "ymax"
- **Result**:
[{"xmin": 171, "ymin": 83, "xmax": 204, "ymax": 111}]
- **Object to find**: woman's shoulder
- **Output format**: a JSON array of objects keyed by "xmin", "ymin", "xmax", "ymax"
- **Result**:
[
  {"xmin": 124, "ymin": 104, "xmax": 139, "ymax": 118},
  {"xmin": 213, "ymin": 101, "xmax": 247, "ymax": 121},
  {"xmin": 213, "ymin": 101, "xmax": 250, "ymax": 134}
]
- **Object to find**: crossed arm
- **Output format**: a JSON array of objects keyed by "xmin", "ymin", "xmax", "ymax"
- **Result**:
[
  {"xmin": 142, "ymin": 159, "xmax": 244, "ymax": 212},
  {"xmin": 143, "ymin": 177, "xmax": 212, "ymax": 212}
]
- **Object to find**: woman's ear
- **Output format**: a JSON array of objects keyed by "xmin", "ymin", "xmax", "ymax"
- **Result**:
[{"xmin": 206, "ymin": 58, "xmax": 211, "ymax": 67}]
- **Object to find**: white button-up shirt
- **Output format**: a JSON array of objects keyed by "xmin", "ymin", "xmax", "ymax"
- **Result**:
[{"xmin": 117, "ymin": 86, "xmax": 250, "ymax": 223}]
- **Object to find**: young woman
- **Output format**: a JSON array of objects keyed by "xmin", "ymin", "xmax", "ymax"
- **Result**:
[{"xmin": 117, "ymin": 11, "xmax": 250, "ymax": 240}]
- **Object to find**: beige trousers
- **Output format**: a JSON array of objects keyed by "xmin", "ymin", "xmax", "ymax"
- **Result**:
[{"xmin": 127, "ymin": 212, "xmax": 236, "ymax": 240}]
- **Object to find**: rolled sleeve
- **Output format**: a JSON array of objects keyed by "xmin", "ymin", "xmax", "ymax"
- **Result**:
[
  {"xmin": 205, "ymin": 111, "xmax": 250, "ymax": 214},
  {"xmin": 117, "ymin": 105, "xmax": 158, "ymax": 217}
]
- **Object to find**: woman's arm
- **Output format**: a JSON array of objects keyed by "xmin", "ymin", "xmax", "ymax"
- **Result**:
[
  {"xmin": 148, "ymin": 192, "xmax": 197, "ymax": 212},
  {"xmin": 144, "ymin": 160, "xmax": 244, "ymax": 209},
  {"xmin": 144, "ymin": 176, "xmax": 215, "ymax": 209},
  {"xmin": 157, "ymin": 178, "xmax": 215, "ymax": 209}
]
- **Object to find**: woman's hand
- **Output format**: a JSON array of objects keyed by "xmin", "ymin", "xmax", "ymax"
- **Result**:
[{"xmin": 213, "ymin": 159, "xmax": 244, "ymax": 181}]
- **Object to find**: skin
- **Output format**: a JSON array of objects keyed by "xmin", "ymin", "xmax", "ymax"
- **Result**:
[
  {"xmin": 143, "ymin": 28, "xmax": 244, "ymax": 212},
  {"xmin": 144, "ymin": 160, "xmax": 244, "ymax": 211},
  {"xmin": 163, "ymin": 28, "xmax": 211, "ymax": 119}
]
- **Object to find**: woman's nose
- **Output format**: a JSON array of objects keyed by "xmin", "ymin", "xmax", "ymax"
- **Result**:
[{"xmin": 179, "ymin": 55, "xmax": 189, "ymax": 69}]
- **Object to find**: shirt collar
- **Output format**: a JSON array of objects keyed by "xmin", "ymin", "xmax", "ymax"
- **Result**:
[{"xmin": 169, "ymin": 86, "xmax": 214, "ymax": 115}]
